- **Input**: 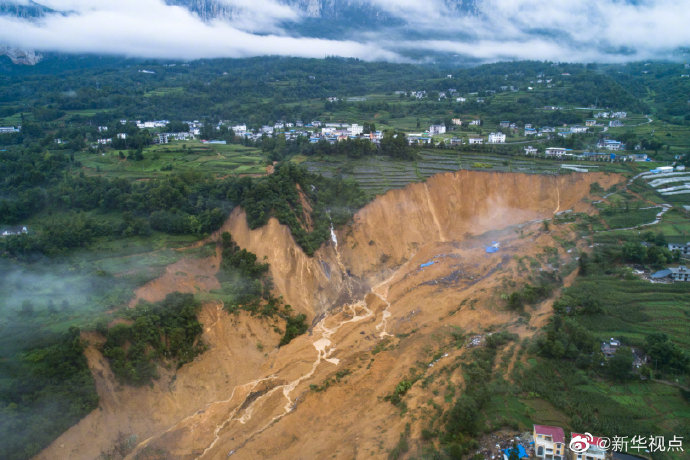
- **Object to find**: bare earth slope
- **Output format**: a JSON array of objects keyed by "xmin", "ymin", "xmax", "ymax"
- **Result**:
[{"xmin": 36, "ymin": 171, "xmax": 621, "ymax": 460}]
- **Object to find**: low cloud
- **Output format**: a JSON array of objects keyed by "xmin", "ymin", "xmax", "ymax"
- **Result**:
[
  {"xmin": 0, "ymin": 0, "xmax": 398, "ymax": 61},
  {"xmin": 0, "ymin": 0, "xmax": 689, "ymax": 62}
]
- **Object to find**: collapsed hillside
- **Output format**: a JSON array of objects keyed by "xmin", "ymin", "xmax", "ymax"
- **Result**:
[{"xmin": 36, "ymin": 170, "xmax": 621, "ymax": 460}]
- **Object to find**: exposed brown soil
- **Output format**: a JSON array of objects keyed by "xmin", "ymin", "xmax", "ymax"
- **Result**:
[{"xmin": 36, "ymin": 170, "xmax": 622, "ymax": 460}]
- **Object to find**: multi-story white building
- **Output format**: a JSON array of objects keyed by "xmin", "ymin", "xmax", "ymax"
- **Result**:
[
  {"xmin": 534, "ymin": 425, "xmax": 565, "ymax": 460},
  {"xmin": 350, "ymin": 124, "xmax": 363, "ymax": 136},
  {"xmin": 488, "ymin": 132, "xmax": 506, "ymax": 143},
  {"xmin": 429, "ymin": 124, "xmax": 446, "ymax": 135}
]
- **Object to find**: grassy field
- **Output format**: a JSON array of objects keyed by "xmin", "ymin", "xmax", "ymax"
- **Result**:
[{"xmin": 77, "ymin": 140, "xmax": 268, "ymax": 179}]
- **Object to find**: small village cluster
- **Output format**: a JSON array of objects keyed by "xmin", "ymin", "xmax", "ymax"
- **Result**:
[{"xmin": 85, "ymin": 114, "xmax": 633, "ymax": 159}]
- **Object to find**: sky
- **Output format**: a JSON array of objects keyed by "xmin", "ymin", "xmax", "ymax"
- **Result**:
[{"xmin": 1, "ymin": 0, "xmax": 690, "ymax": 63}]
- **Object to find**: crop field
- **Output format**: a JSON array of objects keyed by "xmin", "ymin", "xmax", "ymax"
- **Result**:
[
  {"xmin": 598, "ymin": 206, "xmax": 662, "ymax": 229},
  {"xmin": 570, "ymin": 277, "xmax": 690, "ymax": 352},
  {"xmin": 76, "ymin": 140, "xmax": 267, "ymax": 179}
]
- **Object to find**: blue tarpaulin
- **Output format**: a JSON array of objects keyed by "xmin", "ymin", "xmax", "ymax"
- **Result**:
[
  {"xmin": 420, "ymin": 261, "xmax": 435, "ymax": 268},
  {"xmin": 503, "ymin": 444, "xmax": 528, "ymax": 459},
  {"xmin": 486, "ymin": 241, "xmax": 500, "ymax": 253}
]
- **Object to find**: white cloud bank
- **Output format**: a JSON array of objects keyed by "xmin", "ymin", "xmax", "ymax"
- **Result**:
[
  {"xmin": 0, "ymin": 0, "xmax": 398, "ymax": 61},
  {"xmin": 1, "ymin": 0, "xmax": 689, "ymax": 63}
]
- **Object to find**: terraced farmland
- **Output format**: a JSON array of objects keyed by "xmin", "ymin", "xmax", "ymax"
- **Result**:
[{"xmin": 302, "ymin": 151, "xmax": 567, "ymax": 195}]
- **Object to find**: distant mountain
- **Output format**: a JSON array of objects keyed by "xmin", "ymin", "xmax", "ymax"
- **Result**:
[
  {"xmin": 0, "ymin": 0, "xmax": 53, "ymax": 19},
  {"xmin": 168, "ymin": 0, "xmax": 479, "ymax": 23}
]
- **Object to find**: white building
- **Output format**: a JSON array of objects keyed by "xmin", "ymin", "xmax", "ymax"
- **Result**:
[
  {"xmin": 350, "ymin": 124, "xmax": 363, "ymax": 136},
  {"xmin": 468, "ymin": 137, "xmax": 484, "ymax": 144},
  {"xmin": 545, "ymin": 147, "xmax": 567, "ymax": 157},
  {"xmin": 668, "ymin": 243, "xmax": 690, "ymax": 256},
  {"xmin": 232, "ymin": 124, "xmax": 247, "ymax": 135},
  {"xmin": 524, "ymin": 146, "xmax": 538, "ymax": 155},
  {"xmin": 488, "ymin": 132, "xmax": 506, "ymax": 144},
  {"xmin": 429, "ymin": 124, "xmax": 446, "ymax": 135},
  {"xmin": 469, "ymin": 120, "xmax": 481, "ymax": 126},
  {"xmin": 670, "ymin": 266, "xmax": 690, "ymax": 281},
  {"xmin": 598, "ymin": 140, "xmax": 624, "ymax": 151}
]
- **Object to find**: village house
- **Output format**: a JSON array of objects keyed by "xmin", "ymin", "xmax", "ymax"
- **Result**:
[
  {"xmin": 1, "ymin": 226, "xmax": 28, "ymax": 237},
  {"xmin": 534, "ymin": 425, "xmax": 565, "ymax": 460},
  {"xmin": 456, "ymin": 97, "xmax": 466, "ymax": 102},
  {"xmin": 524, "ymin": 146, "xmax": 538, "ymax": 155},
  {"xmin": 545, "ymin": 147, "xmax": 568, "ymax": 157},
  {"xmin": 609, "ymin": 120, "xmax": 624, "ymax": 127},
  {"xmin": 668, "ymin": 242, "xmax": 690, "ymax": 256},
  {"xmin": 500, "ymin": 121, "xmax": 511, "ymax": 128},
  {"xmin": 0, "ymin": 126, "xmax": 21, "ymax": 133},
  {"xmin": 468, "ymin": 136, "xmax": 484, "ymax": 144},
  {"xmin": 525, "ymin": 128, "xmax": 538, "ymax": 136},
  {"xmin": 598, "ymin": 139, "xmax": 624, "ymax": 151},
  {"xmin": 452, "ymin": 118, "xmax": 462, "ymax": 126},
  {"xmin": 488, "ymin": 132, "xmax": 506, "ymax": 143},
  {"xmin": 570, "ymin": 126, "xmax": 588, "ymax": 134},
  {"xmin": 469, "ymin": 119, "xmax": 481, "ymax": 126},
  {"xmin": 154, "ymin": 133, "xmax": 169, "ymax": 144},
  {"xmin": 652, "ymin": 265, "xmax": 690, "ymax": 282},
  {"xmin": 601, "ymin": 338, "xmax": 621, "ymax": 358},
  {"xmin": 407, "ymin": 135, "xmax": 432, "ymax": 145},
  {"xmin": 585, "ymin": 119, "xmax": 597, "ymax": 127},
  {"xmin": 569, "ymin": 433, "xmax": 607, "ymax": 460},
  {"xmin": 671, "ymin": 266, "xmax": 690, "ymax": 281},
  {"xmin": 349, "ymin": 124, "xmax": 363, "ymax": 136},
  {"xmin": 429, "ymin": 124, "xmax": 446, "ymax": 135}
]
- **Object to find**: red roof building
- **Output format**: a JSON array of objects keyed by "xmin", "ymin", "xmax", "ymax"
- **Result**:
[{"xmin": 534, "ymin": 425, "xmax": 566, "ymax": 460}]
